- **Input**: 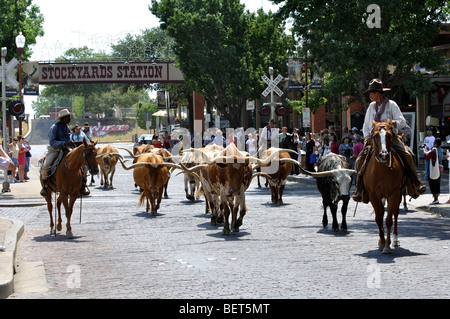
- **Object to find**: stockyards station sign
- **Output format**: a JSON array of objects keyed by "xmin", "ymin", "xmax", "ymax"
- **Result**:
[{"xmin": 26, "ymin": 61, "xmax": 184, "ymax": 86}]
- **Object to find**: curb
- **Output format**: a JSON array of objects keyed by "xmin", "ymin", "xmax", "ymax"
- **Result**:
[{"xmin": 0, "ymin": 218, "xmax": 24, "ymax": 299}]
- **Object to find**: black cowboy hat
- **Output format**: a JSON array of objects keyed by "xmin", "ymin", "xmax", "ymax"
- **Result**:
[{"xmin": 363, "ymin": 79, "xmax": 391, "ymax": 95}]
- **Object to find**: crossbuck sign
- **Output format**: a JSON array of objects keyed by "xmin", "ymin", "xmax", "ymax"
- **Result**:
[
  {"xmin": 0, "ymin": 58, "xmax": 19, "ymax": 88},
  {"xmin": 262, "ymin": 74, "xmax": 284, "ymax": 98}
]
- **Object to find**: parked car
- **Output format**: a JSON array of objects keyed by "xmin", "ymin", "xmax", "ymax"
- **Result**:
[{"xmin": 138, "ymin": 134, "xmax": 154, "ymax": 145}]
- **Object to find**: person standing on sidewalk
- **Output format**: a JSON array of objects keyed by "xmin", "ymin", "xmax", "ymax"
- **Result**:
[
  {"xmin": 0, "ymin": 144, "xmax": 16, "ymax": 183},
  {"xmin": 8, "ymin": 137, "xmax": 19, "ymax": 170},
  {"xmin": 424, "ymin": 138, "xmax": 443, "ymax": 205},
  {"xmin": 17, "ymin": 136, "xmax": 27, "ymax": 182},
  {"xmin": 24, "ymin": 139, "xmax": 31, "ymax": 180}
]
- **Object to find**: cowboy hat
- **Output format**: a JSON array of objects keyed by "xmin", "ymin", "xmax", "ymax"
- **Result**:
[
  {"xmin": 72, "ymin": 124, "xmax": 81, "ymax": 132},
  {"xmin": 56, "ymin": 109, "xmax": 71, "ymax": 120},
  {"xmin": 363, "ymin": 78, "xmax": 391, "ymax": 95}
]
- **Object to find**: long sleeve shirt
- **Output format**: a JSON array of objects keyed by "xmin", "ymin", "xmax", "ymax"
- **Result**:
[
  {"xmin": 48, "ymin": 122, "xmax": 71, "ymax": 149},
  {"xmin": 362, "ymin": 99, "xmax": 408, "ymax": 138}
]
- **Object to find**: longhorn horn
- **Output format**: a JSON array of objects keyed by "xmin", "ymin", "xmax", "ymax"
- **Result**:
[
  {"xmin": 293, "ymin": 160, "xmax": 357, "ymax": 178},
  {"xmin": 109, "ymin": 152, "xmax": 124, "ymax": 160},
  {"xmin": 251, "ymin": 148, "xmax": 298, "ymax": 166},
  {"xmin": 174, "ymin": 163, "xmax": 202, "ymax": 182},
  {"xmin": 251, "ymin": 172, "xmax": 272, "ymax": 181},
  {"xmin": 96, "ymin": 152, "xmax": 124, "ymax": 160},
  {"xmin": 118, "ymin": 147, "xmax": 140, "ymax": 159},
  {"xmin": 184, "ymin": 148, "xmax": 215, "ymax": 164},
  {"xmin": 118, "ymin": 158, "xmax": 182, "ymax": 170}
]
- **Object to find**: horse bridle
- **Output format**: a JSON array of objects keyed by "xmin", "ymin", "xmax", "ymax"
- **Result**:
[
  {"xmin": 82, "ymin": 144, "xmax": 98, "ymax": 172},
  {"xmin": 372, "ymin": 125, "xmax": 393, "ymax": 167}
]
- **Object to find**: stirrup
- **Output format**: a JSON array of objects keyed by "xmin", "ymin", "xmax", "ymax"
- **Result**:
[
  {"xmin": 80, "ymin": 187, "xmax": 90, "ymax": 196},
  {"xmin": 40, "ymin": 187, "xmax": 48, "ymax": 196},
  {"xmin": 352, "ymin": 192, "xmax": 362, "ymax": 202},
  {"xmin": 417, "ymin": 185, "xmax": 426, "ymax": 195}
]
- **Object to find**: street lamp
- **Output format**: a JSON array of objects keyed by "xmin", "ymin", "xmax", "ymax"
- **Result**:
[{"xmin": 15, "ymin": 31, "xmax": 25, "ymax": 135}]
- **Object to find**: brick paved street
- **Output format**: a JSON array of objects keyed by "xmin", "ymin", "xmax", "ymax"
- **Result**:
[{"xmin": 4, "ymin": 158, "xmax": 449, "ymax": 299}]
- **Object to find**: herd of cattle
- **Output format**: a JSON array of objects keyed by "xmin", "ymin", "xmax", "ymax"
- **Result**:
[{"xmin": 93, "ymin": 143, "xmax": 357, "ymax": 236}]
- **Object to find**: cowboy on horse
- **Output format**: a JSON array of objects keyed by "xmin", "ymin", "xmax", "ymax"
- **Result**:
[
  {"xmin": 352, "ymin": 79, "xmax": 426, "ymax": 203},
  {"xmin": 40, "ymin": 109, "xmax": 90, "ymax": 197}
]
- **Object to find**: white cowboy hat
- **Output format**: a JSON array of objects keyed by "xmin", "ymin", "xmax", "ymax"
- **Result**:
[{"xmin": 56, "ymin": 109, "xmax": 71, "ymax": 120}]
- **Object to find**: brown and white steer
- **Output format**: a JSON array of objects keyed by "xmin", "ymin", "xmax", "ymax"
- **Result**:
[
  {"xmin": 121, "ymin": 146, "xmax": 174, "ymax": 198},
  {"xmin": 95, "ymin": 145, "xmax": 124, "ymax": 189},
  {"xmin": 258, "ymin": 148, "xmax": 297, "ymax": 204},
  {"xmin": 185, "ymin": 144, "xmax": 289, "ymax": 235},
  {"xmin": 118, "ymin": 153, "xmax": 180, "ymax": 215}
]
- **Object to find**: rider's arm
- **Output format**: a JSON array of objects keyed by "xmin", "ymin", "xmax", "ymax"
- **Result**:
[
  {"xmin": 48, "ymin": 123, "xmax": 68, "ymax": 149},
  {"xmin": 389, "ymin": 101, "xmax": 408, "ymax": 133},
  {"xmin": 362, "ymin": 103, "xmax": 374, "ymax": 138}
]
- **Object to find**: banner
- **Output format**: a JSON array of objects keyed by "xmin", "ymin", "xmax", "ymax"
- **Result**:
[
  {"xmin": 91, "ymin": 124, "xmax": 130, "ymax": 136},
  {"xmin": 288, "ymin": 59, "xmax": 304, "ymax": 90}
]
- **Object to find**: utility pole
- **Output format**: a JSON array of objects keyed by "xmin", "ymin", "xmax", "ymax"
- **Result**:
[{"xmin": 1, "ymin": 47, "xmax": 10, "ymax": 192}]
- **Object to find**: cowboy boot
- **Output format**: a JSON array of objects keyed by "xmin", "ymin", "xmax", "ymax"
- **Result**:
[
  {"xmin": 352, "ymin": 181, "xmax": 363, "ymax": 202},
  {"xmin": 80, "ymin": 177, "xmax": 90, "ymax": 196},
  {"xmin": 40, "ymin": 179, "xmax": 49, "ymax": 196}
]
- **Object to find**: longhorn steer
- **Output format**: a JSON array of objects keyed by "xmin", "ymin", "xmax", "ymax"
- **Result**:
[
  {"xmin": 288, "ymin": 153, "xmax": 356, "ymax": 232},
  {"xmin": 178, "ymin": 151, "xmax": 201, "ymax": 201},
  {"xmin": 95, "ymin": 145, "xmax": 123, "ymax": 189},
  {"xmin": 118, "ymin": 154, "xmax": 180, "ymax": 215},
  {"xmin": 185, "ymin": 144, "xmax": 291, "ymax": 235},
  {"xmin": 121, "ymin": 147, "xmax": 173, "ymax": 198},
  {"xmin": 259, "ymin": 148, "xmax": 297, "ymax": 204}
]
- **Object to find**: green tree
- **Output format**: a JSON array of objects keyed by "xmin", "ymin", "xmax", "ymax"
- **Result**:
[
  {"xmin": 137, "ymin": 102, "xmax": 158, "ymax": 130},
  {"xmin": 275, "ymin": 0, "xmax": 450, "ymax": 109},
  {"xmin": 31, "ymin": 94, "xmax": 71, "ymax": 118},
  {"xmin": 150, "ymin": 0, "xmax": 293, "ymax": 127},
  {"xmin": 0, "ymin": 0, "xmax": 44, "ymax": 61},
  {"xmin": 110, "ymin": 27, "xmax": 193, "ymax": 96}
]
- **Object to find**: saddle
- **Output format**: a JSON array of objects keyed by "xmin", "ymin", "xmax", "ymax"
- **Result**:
[{"xmin": 39, "ymin": 149, "xmax": 68, "ymax": 177}]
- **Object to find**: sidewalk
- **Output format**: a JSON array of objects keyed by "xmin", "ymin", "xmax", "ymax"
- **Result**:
[{"xmin": 0, "ymin": 164, "xmax": 42, "ymax": 298}]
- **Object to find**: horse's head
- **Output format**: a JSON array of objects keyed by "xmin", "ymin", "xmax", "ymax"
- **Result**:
[
  {"xmin": 371, "ymin": 119, "xmax": 393, "ymax": 163},
  {"xmin": 82, "ymin": 140, "xmax": 99, "ymax": 175}
]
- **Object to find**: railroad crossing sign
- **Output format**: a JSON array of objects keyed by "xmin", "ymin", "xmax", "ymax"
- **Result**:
[
  {"xmin": 0, "ymin": 58, "xmax": 19, "ymax": 88},
  {"xmin": 262, "ymin": 74, "xmax": 284, "ymax": 98}
]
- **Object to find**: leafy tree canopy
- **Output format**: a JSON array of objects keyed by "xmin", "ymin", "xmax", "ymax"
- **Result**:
[
  {"xmin": 150, "ymin": 0, "xmax": 294, "ymax": 127},
  {"xmin": 0, "ymin": 0, "xmax": 44, "ymax": 61},
  {"xmin": 274, "ymin": 0, "xmax": 450, "ymax": 109}
]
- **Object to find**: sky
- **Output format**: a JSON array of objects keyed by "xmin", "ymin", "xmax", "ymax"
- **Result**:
[
  {"xmin": 24, "ymin": 0, "xmax": 281, "ymax": 115},
  {"xmin": 29, "ymin": 0, "xmax": 280, "ymax": 62}
]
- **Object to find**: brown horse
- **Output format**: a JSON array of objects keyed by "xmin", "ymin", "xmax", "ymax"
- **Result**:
[
  {"xmin": 41, "ymin": 140, "xmax": 99, "ymax": 238},
  {"xmin": 363, "ymin": 119, "xmax": 406, "ymax": 253}
]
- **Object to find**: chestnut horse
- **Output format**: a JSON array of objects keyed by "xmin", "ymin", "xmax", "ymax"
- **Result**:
[
  {"xmin": 364, "ymin": 119, "xmax": 407, "ymax": 253},
  {"xmin": 41, "ymin": 140, "xmax": 99, "ymax": 238}
]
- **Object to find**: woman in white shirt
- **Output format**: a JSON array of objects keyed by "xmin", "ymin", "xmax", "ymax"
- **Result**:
[{"xmin": 70, "ymin": 124, "xmax": 90, "ymax": 147}]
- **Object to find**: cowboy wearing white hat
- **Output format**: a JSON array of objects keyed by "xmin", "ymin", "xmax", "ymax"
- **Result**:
[
  {"xmin": 352, "ymin": 79, "xmax": 426, "ymax": 203},
  {"xmin": 40, "ymin": 109, "xmax": 90, "ymax": 197}
]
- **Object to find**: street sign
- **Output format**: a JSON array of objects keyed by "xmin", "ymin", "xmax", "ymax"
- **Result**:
[
  {"xmin": 262, "ymin": 74, "xmax": 284, "ymax": 97},
  {"xmin": 0, "ymin": 58, "xmax": 19, "ymax": 88}
]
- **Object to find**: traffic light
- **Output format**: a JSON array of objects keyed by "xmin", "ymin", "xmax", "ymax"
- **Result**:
[
  {"xmin": 275, "ymin": 104, "xmax": 287, "ymax": 116},
  {"xmin": 258, "ymin": 104, "xmax": 270, "ymax": 116},
  {"xmin": 8, "ymin": 100, "xmax": 25, "ymax": 117}
]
